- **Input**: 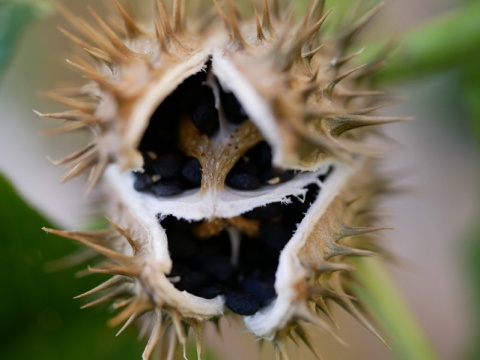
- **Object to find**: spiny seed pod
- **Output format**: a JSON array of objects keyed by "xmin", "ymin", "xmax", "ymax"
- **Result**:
[{"xmin": 40, "ymin": 0, "xmax": 407, "ymax": 358}]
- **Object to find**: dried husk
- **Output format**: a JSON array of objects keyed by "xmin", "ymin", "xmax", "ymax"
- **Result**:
[{"xmin": 41, "ymin": 1, "xmax": 403, "ymax": 358}]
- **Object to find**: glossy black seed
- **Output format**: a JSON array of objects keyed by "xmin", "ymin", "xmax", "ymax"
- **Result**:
[
  {"xmin": 259, "ymin": 222, "xmax": 292, "ymax": 252},
  {"xmin": 176, "ymin": 271, "xmax": 209, "ymax": 292},
  {"xmin": 225, "ymin": 291, "xmax": 261, "ymax": 315},
  {"xmin": 241, "ymin": 276, "xmax": 276, "ymax": 305},
  {"xmin": 220, "ymin": 90, "xmax": 248, "ymax": 124},
  {"xmin": 243, "ymin": 202, "xmax": 283, "ymax": 220},
  {"xmin": 196, "ymin": 285, "xmax": 225, "ymax": 299},
  {"xmin": 139, "ymin": 68, "xmax": 213, "ymax": 154},
  {"xmin": 226, "ymin": 173, "xmax": 261, "ymax": 190},
  {"xmin": 150, "ymin": 152, "xmax": 186, "ymax": 179},
  {"xmin": 244, "ymin": 143, "xmax": 298, "ymax": 186},
  {"xmin": 181, "ymin": 157, "xmax": 202, "ymax": 185},
  {"xmin": 132, "ymin": 172, "xmax": 153, "ymax": 192},
  {"xmin": 179, "ymin": 81, "xmax": 211, "ymax": 112},
  {"xmin": 192, "ymin": 104, "xmax": 219, "ymax": 136},
  {"xmin": 151, "ymin": 180, "xmax": 184, "ymax": 196},
  {"xmin": 168, "ymin": 234, "xmax": 198, "ymax": 259},
  {"xmin": 202, "ymin": 255, "xmax": 234, "ymax": 283},
  {"xmin": 247, "ymin": 141, "xmax": 272, "ymax": 169}
]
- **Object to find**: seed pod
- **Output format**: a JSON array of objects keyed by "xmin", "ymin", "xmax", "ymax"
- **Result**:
[{"xmin": 41, "ymin": 1, "xmax": 406, "ymax": 358}]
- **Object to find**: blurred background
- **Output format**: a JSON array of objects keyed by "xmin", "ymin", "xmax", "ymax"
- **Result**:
[{"xmin": 0, "ymin": 0, "xmax": 479, "ymax": 359}]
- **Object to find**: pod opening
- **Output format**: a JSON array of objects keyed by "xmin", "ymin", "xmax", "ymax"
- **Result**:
[{"xmin": 160, "ymin": 171, "xmax": 333, "ymax": 315}]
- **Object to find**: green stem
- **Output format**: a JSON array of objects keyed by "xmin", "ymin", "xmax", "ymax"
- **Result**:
[
  {"xmin": 352, "ymin": 258, "xmax": 439, "ymax": 360},
  {"xmin": 366, "ymin": 2, "xmax": 480, "ymax": 83}
]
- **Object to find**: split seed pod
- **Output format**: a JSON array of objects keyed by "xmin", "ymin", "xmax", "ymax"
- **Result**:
[{"xmin": 41, "ymin": 1, "xmax": 406, "ymax": 358}]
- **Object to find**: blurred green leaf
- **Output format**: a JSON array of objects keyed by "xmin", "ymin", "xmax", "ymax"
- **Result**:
[
  {"xmin": 367, "ymin": 2, "xmax": 480, "ymax": 83},
  {"xmin": 0, "ymin": 172, "xmax": 143, "ymax": 359},
  {"xmin": 460, "ymin": 52, "xmax": 480, "ymax": 139},
  {"xmin": 0, "ymin": 0, "xmax": 55, "ymax": 77}
]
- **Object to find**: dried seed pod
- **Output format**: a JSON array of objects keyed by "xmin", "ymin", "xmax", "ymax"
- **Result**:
[{"xmin": 41, "ymin": 1, "xmax": 406, "ymax": 358}]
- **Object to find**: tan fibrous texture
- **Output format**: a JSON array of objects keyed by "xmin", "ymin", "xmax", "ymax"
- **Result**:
[{"xmin": 40, "ymin": 1, "xmax": 404, "ymax": 359}]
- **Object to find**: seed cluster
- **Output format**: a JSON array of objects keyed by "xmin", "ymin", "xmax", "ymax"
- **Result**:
[
  {"xmin": 226, "ymin": 141, "xmax": 297, "ymax": 190},
  {"xmin": 133, "ymin": 67, "xmax": 297, "ymax": 196},
  {"xmin": 162, "ymin": 181, "xmax": 323, "ymax": 315}
]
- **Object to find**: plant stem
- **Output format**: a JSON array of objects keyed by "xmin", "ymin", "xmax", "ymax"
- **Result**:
[{"xmin": 352, "ymin": 258, "xmax": 439, "ymax": 360}]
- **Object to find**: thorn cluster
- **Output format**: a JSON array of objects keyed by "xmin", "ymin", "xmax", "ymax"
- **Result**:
[{"xmin": 40, "ymin": 1, "xmax": 402, "ymax": 359}]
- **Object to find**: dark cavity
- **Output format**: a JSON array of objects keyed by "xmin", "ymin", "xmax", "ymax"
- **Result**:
[{"xmin": 160, "ymin": 174, "xmax": 333, "ymax": 316}]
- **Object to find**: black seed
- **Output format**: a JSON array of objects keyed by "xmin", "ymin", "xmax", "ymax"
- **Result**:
[
  {"xmin": 243, "ymin": 202, "xmax": 283, "ymax": 220},
  {"xmin": 247, "ymin": 141, "xmax": 272, "ymax": 169},
  {"xmin": 225, "ymin": 291, "xmax": 261, "ymax": 315},
  {"xmin": 220, "ymin": 90, "xmax": 248, "ymax": 124},
  {"xmin": 150, "ymin": 151, "xmax": 186, "ymax": 179},
  {"xmin": 132, "ymin": 172, "xmax": 153, "ymax": 192},
  {"xmin": 202, "ymin": 255, "xmax": 234, "ymax": 283},
  {"xmin": 181, "ymin": 157, "xmax": 202, "ymax": 185},
  {"xmin": 241, "ymin": 276, "xmax": 276, "ymax": 305},
  {"xmin": 226, "ymin": 173, "xmax": 261, "ymax": 190},
  {"xmin": 230, "ymin": 157, "xmax": 259, "ymax": 176},
  {"xmin": 168, "ymin": 234, "xmax": 198, "ymax": 259},
  {"xmin": 176, "ymin": 271, "xmax": 209, "ymax": 292},
  {"xmin": 151, "ymin": 180, "xmax": 184, "ymax": 196},
  {"xmin": 277, "ymin": 170, "xmax": 296, "ymax": 183},
  {"xmin": 196, "ymin": 285, "xmax": 225, "ymax": 299},
  {"xmin": 192, "ymin": 104, "xmax": 219, "ymax": 136},
  {"xmin": 259, "ymin": 222, "xmax": 291, "ymax": 252},
  {"xmin": 180, "ymin": 81, "xmax": 211, "ymax": 112}
]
